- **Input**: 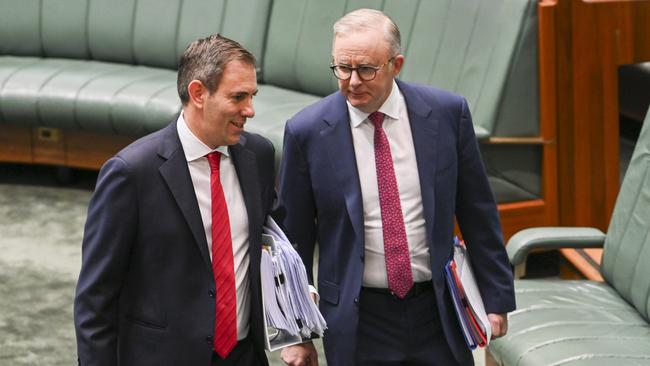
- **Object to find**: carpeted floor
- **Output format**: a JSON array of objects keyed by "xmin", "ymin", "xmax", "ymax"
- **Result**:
[{"xmin": 0, "ymin": 183, "xmax": 89, "ymax": 365}]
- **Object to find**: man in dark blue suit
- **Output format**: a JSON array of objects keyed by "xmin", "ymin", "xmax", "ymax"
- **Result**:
[
  {"xmin": 278, "ymin": 9, "xmax": 515, "ymax": 366},
  {"xmin": 74, "ymin": 34, "xmax": 274, "ymax": 366}
]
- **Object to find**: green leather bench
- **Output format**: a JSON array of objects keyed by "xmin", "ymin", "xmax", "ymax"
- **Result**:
[
  {"xmin": 0, "ymin": 0, "xmax": 270, "ymax": 135},
  {"xmin": 488, "ymin": 108, "xmax": 650, "ymax": 365},
  {"xmin": 0, "ymin": 0, "xmax": 541, "ymax": 205}
]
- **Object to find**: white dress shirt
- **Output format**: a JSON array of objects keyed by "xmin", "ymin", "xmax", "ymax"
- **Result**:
[
  {"xmin": 177, "ymin": 114, "xmax": 250, "ymax": 340},
  {"xmin": 348, "ymin": 81, "xmax": 432, "ymax": 288}
]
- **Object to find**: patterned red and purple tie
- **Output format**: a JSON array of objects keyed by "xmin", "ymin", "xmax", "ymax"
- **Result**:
[
  {"xmin": 369, "ymin": 112, "xmax": 414, "ymax": 299},
  {"xmin": 207, "ymin": 152, "xmax": 237, "ymax": 358}
]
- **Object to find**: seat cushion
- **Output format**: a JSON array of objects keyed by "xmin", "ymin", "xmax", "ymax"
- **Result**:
[
  {"xmin": 489, "ymin": 280, "xmax": 650, "ymax": 366},
  {"xmin": 0, "ymin": 56, "xmax": 179, "ymax": 136}
]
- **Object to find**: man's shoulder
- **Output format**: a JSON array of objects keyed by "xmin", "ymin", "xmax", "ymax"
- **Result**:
[
  {"xmin": 287, "ymin": 91, "xmax": 343, "ymax": 130},
  {"xmin": 398, "ymin": 80, "xmax": 465, "ymax": 107},
  {"xmin": 110, "ymin": 123, "xmax": 174, "ymax": 169}
]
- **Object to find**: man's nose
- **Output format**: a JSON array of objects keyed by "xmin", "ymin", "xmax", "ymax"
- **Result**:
[
  {"xmin": 242, "ymin": 99, "xmax": 255, "ymax": 118},
  {"xmin": 242, "ymin": 101, "xmax": 255, "ymax": 118},
  {"xmin": 349, "ymin": 69, "xmax": 363, "ymax": 86}
]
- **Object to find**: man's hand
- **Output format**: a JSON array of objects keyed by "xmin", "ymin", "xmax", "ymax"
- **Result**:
[
  {"xmin": 281, "ymin": 341, "xmax": 319, "ymax": 366},
  {"xmin": 488, "ymin": 313, "xmax": 508, "ymax": 339}
]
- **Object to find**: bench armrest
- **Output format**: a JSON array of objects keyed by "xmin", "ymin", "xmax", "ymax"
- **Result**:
[{"xmin": 507, "ymin": 227, "xmax": 606, "ymax": 267}]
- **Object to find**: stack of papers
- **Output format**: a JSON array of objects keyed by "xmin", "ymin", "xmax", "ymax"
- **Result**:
[
  {"xmin": 444, "ymin": 236, "xmax": 492, "ymax": 349},
  {"xmin": 260, "ymin": 217, "xmax": 327, "ymax": 351}
]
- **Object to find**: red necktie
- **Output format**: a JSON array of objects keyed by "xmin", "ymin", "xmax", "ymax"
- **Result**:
[
  {"xmin": 207, "ymin": 152, "xmax": 237, "ymax": 358},
  {"xmin": 369, "ymin": 112, "xmax": 414, "ymax": 299}
]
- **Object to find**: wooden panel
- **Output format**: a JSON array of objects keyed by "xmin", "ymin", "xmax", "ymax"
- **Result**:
[
  {"xmin": 32, "ymin": 127, "xmax": 65, "ymax": 165},
  {"xmin": 553, "ymin": 0, "xmax": 650, "ymax": 230},
  {"xmin": 65, "ymin": 131, "xmax": 132, "ymax": 169},
  {"xmin": 0, "ymin": 125, "xmax": 33, "ymax": 163},
  {"xmin": 537, "ymin": 0, "xmax": 560, "ymax": 234},
  {"xmin": 498, "ymin": 200, "xmax": 551, "ymax": 240},
  {"xmin": 0, "ymin": 125, "xmax": 134, "ymax": 170}
]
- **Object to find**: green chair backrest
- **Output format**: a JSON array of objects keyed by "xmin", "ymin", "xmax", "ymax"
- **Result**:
[
  {"xmin": 0, "ymin": 0, "xmax": 271, "ymax": 70},
  {"xmin": 601, "ymin": 107, "xmax": 650, "ymax": 321},
  {"xmin": 262, "ymin": 0, "xmax": 539, "ymax": 137}
]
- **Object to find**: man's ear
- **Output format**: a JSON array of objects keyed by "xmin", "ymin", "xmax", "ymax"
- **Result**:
[
  {"xmin": 392, "ymin": 54, "xmax": 405, "ymax": 76},
  {"xmin": 187, "ymin": 80, "xmax": 206, "ymax": 109}
]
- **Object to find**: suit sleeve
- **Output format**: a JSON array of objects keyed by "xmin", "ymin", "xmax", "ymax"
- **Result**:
[
  {"xmin": 74, "ymin": 156, "xmax": 137, "ymax": 366},
  {"xmin": 454, "ymin": 99, "xmax": 516, "ymax": 314},
  {"xmin": 275, "ymin": 121, "xmax": 318, "ymax": 284}
]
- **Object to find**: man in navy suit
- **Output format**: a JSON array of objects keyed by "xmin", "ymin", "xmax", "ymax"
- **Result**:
[
  {"xmin": 278, "ymin": 9, "xmax": 515, "ymax": 366},
  {"xmin": 74, "ymin": 34, "xmax": 274, "ymax": 366}
]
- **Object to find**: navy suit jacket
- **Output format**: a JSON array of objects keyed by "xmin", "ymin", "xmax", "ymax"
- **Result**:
[
  {"xmin": 74, "ymin": 121, "xmax": 275, "ymax": 366},
  {"xmin": 277, "ymin": 80, "xmax": 516, "ymax": 365}
]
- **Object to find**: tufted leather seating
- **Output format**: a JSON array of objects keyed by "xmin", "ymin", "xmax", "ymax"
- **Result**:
[
  {"xmin": 489, "ymin": 107, "xmax": 650, "ymax": 365},
  {"xmin": 0, "ymin": 0, "xmax": 540, "ymax": 204}
]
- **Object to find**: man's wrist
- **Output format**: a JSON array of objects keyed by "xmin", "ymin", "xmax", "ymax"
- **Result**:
[{"xmin": 308, "ymin": 285, "xmax": 320, "ymax": 304}]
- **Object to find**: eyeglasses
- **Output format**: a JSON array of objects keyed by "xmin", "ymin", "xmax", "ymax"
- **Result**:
[{"xmin": 330, "ymin": 57, "xmax": 394, "ymax": 81}]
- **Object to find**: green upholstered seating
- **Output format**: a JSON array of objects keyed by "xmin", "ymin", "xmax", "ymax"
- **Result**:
[
  {"xmin": 1, "ymin": 0, "xmax": 540, "ymax": 204},
  {"xmin": 488, "ymin": 107, "xmax": 650, "ymax": 365},
  {"xmin": 0, "ymin": 0, "xmax": 271, "ymax": 134}
]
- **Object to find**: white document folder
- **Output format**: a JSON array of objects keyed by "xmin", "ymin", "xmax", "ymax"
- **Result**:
[
  {"xmin": 444, "ymin": 237, "xmax": 492, "ymax": 349},
  {"xmin": 261, "ymin": 233, "xmax": 302, "ymax": 351},
  {"xmin": 260, "ymin": 217, "xmax": 327, "ymax": 351}
]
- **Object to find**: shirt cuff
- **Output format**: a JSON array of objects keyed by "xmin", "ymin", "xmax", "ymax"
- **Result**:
[{"xmin": 308, "ymin": 285, "xmax": 320, "ymax": 304}]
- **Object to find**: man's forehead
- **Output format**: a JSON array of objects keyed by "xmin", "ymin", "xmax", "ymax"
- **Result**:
[
  {"xmin": 333, "ymin": 34, "xmax": 390, "ymax": 58},
  {"xmin": 332, "ymin": 48, "xmax": 386, "ymax": 64},
  {"xmin": 216, "ymin": 61, "xmax": 257, "ymax": 92}
]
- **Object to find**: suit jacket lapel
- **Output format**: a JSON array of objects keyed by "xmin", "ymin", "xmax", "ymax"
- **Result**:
[
  {"xmin": 321, "ymin": 93, "xmax": 364, "ymax": 240},
  {"xmin": 157, "ymin": 122, "xmax": 212, "ymax": 271},
  {"xmin": 397, "ymin": 80, "xmax": 439, "ymax": 248}
]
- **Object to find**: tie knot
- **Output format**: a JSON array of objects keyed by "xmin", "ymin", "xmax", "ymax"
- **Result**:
[
  {"xmin": 368, "ymin": 112, "xmax": 385, "ymax": 129},
  {"xmin": 207, "ymin": 152, "xmax": 221, "ymax": 172}
]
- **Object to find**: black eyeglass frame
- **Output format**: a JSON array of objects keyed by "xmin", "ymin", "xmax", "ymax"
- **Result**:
[{"xmin": 329, "ymin": 57, "xmax": 395, "ymax": 81}]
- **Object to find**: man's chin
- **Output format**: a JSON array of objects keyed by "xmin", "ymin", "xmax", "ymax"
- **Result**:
[
  {"xmin": 226, "ymin": 134, "xmax": 242, "ymax": 146},
  {"xmin": 348, "ymin": 100, "xmax": 373, "ymax": 113}
]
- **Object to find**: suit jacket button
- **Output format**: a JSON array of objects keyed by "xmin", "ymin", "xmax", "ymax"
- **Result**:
[
  {"xmin": 209, "ymin": 290, "xmax": 216, "ymax": 297},
  {"xmin": 354, "ymin": 297, "xmax": 359, "ymax": 304},
  {"xmin": 206, "ymin": 335, "xmax": 213, "ymax": 344}
]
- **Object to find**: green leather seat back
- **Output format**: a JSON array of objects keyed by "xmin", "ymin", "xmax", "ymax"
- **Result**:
[
  {"xmin": 601, "ymin": 107, "xmax": 650, "ymax": 321},
  {"xmin": 262, "ymin": 0, "xmax": 538, "ymax": 137},
  {"xmin": 0, "ymin": 0, "xmax": 271, "ymax": 70}
]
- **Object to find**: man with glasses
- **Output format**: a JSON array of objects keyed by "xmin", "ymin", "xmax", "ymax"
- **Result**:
[{"xmin": 276, "ymin": 8, "xmax": 515, "ymax": 366}]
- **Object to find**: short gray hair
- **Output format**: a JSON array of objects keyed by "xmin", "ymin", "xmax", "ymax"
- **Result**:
[
  {"xmin": 333, "ymin": 8, "xmax": 401, "ymax": 57},
  {"xmin": 177, "ymin": 34, "xmax": 256, "ymax": 105}
]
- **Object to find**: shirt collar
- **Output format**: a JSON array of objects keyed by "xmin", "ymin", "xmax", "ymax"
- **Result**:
[
  {"xmin": 348, "ymin": 80, "xmax": 401, "ymax": 128},
  {"xmin": 176, "ymin": 113, "xmax": 230, "ymax": 162}
]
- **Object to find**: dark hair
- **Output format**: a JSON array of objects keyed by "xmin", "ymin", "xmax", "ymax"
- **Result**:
[{"xmin": 177, "ymin": 34, "xmax": 256, "ymax": 105}]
